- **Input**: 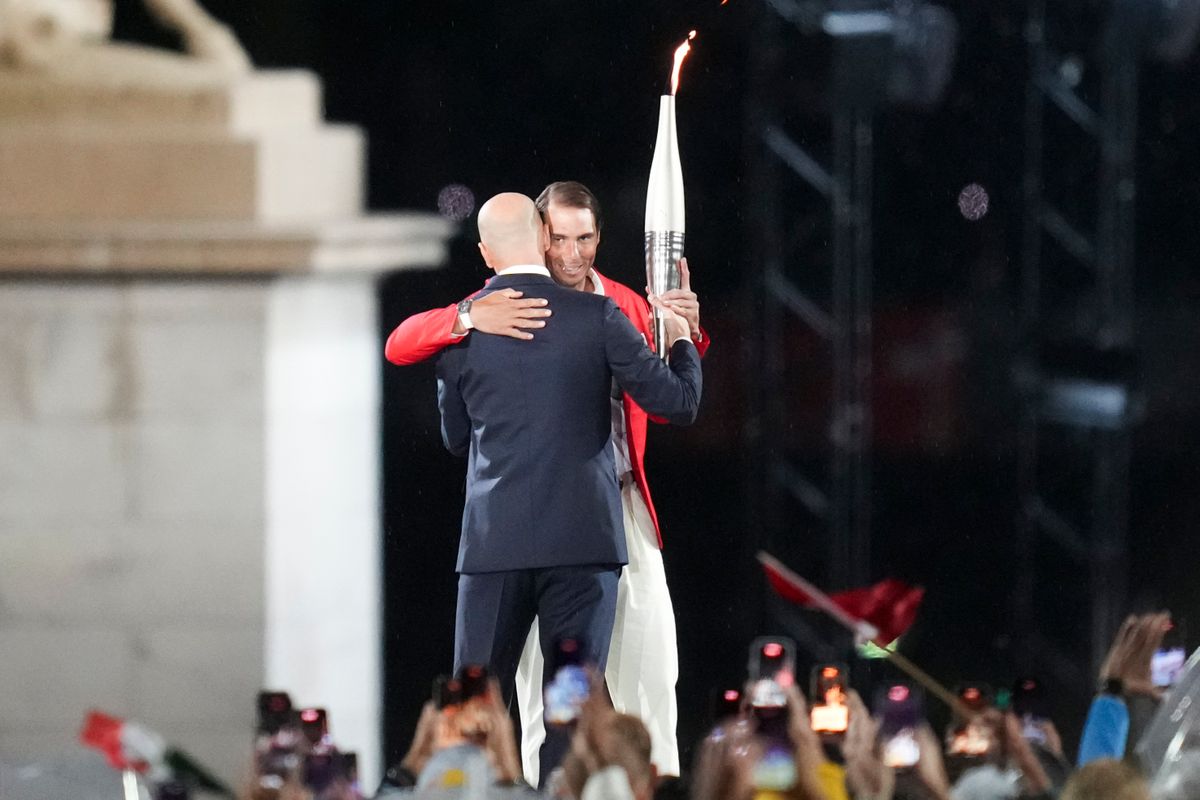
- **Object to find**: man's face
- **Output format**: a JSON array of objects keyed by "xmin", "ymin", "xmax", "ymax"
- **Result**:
[{"xmin": 545, "ymin": 203, "xmax": 600, "ymax": 291}]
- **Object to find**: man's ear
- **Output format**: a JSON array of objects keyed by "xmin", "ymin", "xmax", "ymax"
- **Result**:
[
  {"xmin": 539, "ymin": 223, "xmax": 550, "ymax": 255},
  {"xmin": 477, "ymin": 241, "xmax": 492, "ymax": 269}
]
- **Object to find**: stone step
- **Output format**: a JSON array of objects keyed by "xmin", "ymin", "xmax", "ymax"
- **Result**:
[
  {"xmin": 0, "ymin": 69, "xmax": 322, "ymax": 133},
  {"xmin": 0, "ymin": 123, "xmax": 363, "ymax": 222}
]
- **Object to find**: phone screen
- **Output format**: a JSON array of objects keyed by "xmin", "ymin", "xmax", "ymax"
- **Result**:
[
  {"xmin": 747, "ymin": 637, "xmax": 796, "ymax": 721},
  {"xmin": 749, "ymin": 637, "xmax": 796, "ymax": 688},
  {"xmin": 810, "ymin": 703, "xmax": 849, "ymax": 733},
  {"xmin": 752, "ymin": 739, "xmax": 798, "ymax": 791},
  {"xmin": 809, "ymin": 664, "xmax": 849, "ymax": 734},
  {"xmin": 747, "ymin": 638, "xmax": 798, "ymax": 791},
  {"xmin": 882, "ymin": 728, "xmax": 920, "ymax": 768},
  {"xmin": 1152, "ymin": 648, "xmax": 1186, "ymax": 688},
  {"xmin": 1011, "ymin": 677, "xmax": 1048, "ymax": 745},
  {"xmin": 947, "ymin": 720, "xmax": 993, "ymax": 756},
  {"xmin": 544, "ymin": 664, "xmax": 589, "ymax": 725},
  {"xmin": 1020, "ymin": 715, "xmax": 1048, "ymax": 746},
  {"xmin": 876, "ymin": 683, "xmax": 922, "ymax": 769},
  {"xmin": 544, "ymin": 639, "xmax": 589, "ymax": 726}
]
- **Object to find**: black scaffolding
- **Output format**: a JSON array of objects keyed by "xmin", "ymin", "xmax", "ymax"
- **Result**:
[
  {"xmin": 1014, "ymin": 0, "xmax": 1142, "ymax": 687},
  {"xmin": 746, "ymin": 4, "xmax": 957, "ymax": 644},
  {"xmin": 746, "ymin": 2, "xmax": 885, "ymax": 612}
]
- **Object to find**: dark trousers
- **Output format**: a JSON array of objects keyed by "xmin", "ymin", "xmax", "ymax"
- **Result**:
[{"xmin": 454, "ymin": 563, "xmax": 621, "ymax": 787}]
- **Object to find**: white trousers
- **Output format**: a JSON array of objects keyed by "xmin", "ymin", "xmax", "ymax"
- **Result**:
[{"xmin": 515, "ymin": 482, "xmax": 681, "ymax": 784}]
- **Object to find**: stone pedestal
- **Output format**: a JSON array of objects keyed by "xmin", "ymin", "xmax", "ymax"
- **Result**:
[
  {"xmin": 0, "ymin": 39, "xmax": 452, "ymax": 786},
  {"xmin": 0, "ymin": 217, "xmax": 450, "ymax": 788},
  {"xmin": 0, "ymin": 71, "xmax": 361, "ymax": 223}
]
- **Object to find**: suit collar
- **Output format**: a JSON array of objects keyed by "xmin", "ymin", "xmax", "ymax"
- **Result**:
[
  {"xmin": 495, "ymin": 264, "xmax": 551, "ymax": 278},
  {"xmin": 487, "ymin": 272, "xmax": 555, "ymax": 288}
]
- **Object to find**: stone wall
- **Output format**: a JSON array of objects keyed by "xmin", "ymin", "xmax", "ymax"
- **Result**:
[{"xmin": 0, "ymin": 275, "xmax": 382, "ymax": 787}]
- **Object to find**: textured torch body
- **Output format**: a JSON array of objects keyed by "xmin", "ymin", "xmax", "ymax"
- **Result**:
[
  {"xmin": 645, "ymin": 231, "xmax": 685, "ymax": 359},
  {"xmin": 644, "ymin": 94, "xmax": 685, "ymax": 360}
]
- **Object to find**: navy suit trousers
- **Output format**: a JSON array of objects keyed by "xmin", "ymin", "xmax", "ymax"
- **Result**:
[{"xmin": 454, "ymin": 564, "xmax": 620, "ymax": 786}]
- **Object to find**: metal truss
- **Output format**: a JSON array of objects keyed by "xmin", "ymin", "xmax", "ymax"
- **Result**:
[
  {"xmin": 746, "ymin": 0, "xmax": 885, "ymax": 600},
  {"xmin": 1015, "ymin": 0, "xmax": 1141, "ymax": 688}
]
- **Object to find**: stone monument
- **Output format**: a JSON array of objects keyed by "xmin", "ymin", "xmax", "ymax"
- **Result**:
[
  {"xmin": 0, "ymin": 0, "xmax": 450, "ymax": 789},
  {"xmin": 0, "ymin": 0, "xmax": 448, "ymax": 268}
]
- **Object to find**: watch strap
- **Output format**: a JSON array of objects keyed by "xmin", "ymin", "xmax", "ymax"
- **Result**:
[{"xmin": 457, "ymin": 298, "xmax": 475, "ymax": 331}]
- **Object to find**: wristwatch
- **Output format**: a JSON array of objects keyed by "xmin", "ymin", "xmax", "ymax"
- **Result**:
[{"xmin": 457, "ymin": 298, "xmax": 475, "ymax": 331}]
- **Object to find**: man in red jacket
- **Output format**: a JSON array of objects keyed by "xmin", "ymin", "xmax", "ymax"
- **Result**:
[{"xmin": 385, "ymin": 181, "xmax": 708, "ymax": 782}]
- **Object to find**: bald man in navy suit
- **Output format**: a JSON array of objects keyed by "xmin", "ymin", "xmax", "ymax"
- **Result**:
[{"xmin": 435, "ymin": 192, "xmax": 702, "ymax": 784}]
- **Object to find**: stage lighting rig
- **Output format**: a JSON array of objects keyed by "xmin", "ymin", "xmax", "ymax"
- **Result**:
[
  {"xmin": 747, "ymin": 0, "xmax": 959, "ymax": 600},
  {"xmin": 1111, "ymin": 0, "xmax": 1200, "ymax": 64},
  {"xmin": 766, "ymin": 0, "xmax": 959, "ymax": 108}
]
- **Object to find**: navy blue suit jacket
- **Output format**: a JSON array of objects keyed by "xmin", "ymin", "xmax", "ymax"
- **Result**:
[{"xmin": 436, "ymin": 272, "xmax": 702, "ymax": 574}]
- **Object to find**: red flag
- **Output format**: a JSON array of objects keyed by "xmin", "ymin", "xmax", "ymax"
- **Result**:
[
  {"xmin": 762, "ymin": 559, "xmax": 924, "ymax": 646},
  {"xmin": 80, "ymin": 710, "xmax": 131, "ymax": 770}
]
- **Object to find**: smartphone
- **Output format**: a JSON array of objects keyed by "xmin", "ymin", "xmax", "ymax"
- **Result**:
[
  {"xmin": 947, "ymin": 720, "xmax": 995, "ymax": 756},
  {"xmin": 809, "ymin": 663, "xmax": 850, "ymax": 735},
  {"xmin": 945, "ymin": 682, "xmax": 996, "ymax": 757},
  {"xmin": 746, "ymin": 638, "xmax": 798, "ymax": 791},
  {"xmin": 298, "ymin": 708, "xmax": 328, "ymax": 747},
  {"xmin": 711, "ymin": 688, "xmax": 743, "ymax": 723},
  {"xmin": 877, "ymin": 683, "xmax": 922, "ymax": 769},
  {"xmin": 433, "ymin": 675, "xmax": 462, "ymax": 709},
  {"xmin": 1153, "ymin": 619, "xmax": 1187, "ymax": 689},
  {"xmin": 256, "ymin": 691, "xmax": 293, "ymax": 735},
  {"xmin": 747, "ymin": 637, "xmax": 796, "ymax": 707},
  {"xmin": 544, "ymin": 638, "xmax": 590, "ymax": 726},
  {"xmin": 1011, "ymin": 677, "xmax": 1049, "ymax": 746},
  {"xmin": 955, "ymin": 682, "xmax": 993, "ymax": 712},
  {"xmin": 303, "ymin": 750, "xmax": 339, "ymax": 793},
  {"xmin": 457, "ymin": 664, "xmax": 491, "ymax": 702}
]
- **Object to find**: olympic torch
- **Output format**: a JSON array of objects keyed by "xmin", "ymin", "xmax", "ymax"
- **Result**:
[{"xmin": 645, "ymin": 31, "xmax": 695, "ymax": 360}]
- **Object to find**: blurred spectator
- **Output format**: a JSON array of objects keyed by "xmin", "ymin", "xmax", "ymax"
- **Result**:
[
  {"xmin": 337, "ymin": 605, "xmax": 1190, "ymax": 799},
  {"xmin": 690, "ymin": 683, "xmax": 837, "ymax": 800},
  {"xmin": 377, "ymin": 676, "xmax": 533, "ymax": 798},
  {"xmin": 552, "ymin": 673, "xmax": 655, "ymax": 800},
  {"xmin": 1060, "ymin": 758, "xmax": 1149, "ymax": 800},
  {"xmin": 1080, "ymin": 613, "xmax": 1170, "ymax": 767}
]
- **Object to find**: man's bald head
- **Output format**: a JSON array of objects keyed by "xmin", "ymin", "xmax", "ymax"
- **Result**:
[{"xmin": 477, "ymin": 192, "xmax": 548, "ymax": 271}]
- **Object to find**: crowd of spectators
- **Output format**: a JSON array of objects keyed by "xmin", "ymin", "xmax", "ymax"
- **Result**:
[{"xmin": 247, "ymin": 612, "xmax": 1198, "ymax": 800}]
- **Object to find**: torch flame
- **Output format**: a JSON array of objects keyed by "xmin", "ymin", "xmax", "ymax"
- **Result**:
[{"xmin": 669, "ymin": 30, "xmax": 697, "ymax": 96}]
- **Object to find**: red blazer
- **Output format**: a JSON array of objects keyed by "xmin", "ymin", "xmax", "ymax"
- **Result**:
[{"xmin": 384, "ymin": 268, "xmax": 711, "ymax": 547}]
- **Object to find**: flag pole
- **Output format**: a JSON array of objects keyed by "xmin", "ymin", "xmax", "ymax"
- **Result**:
[{"xmin": 756, "ymin": 551, "xmax": 971, "ymax": 718}]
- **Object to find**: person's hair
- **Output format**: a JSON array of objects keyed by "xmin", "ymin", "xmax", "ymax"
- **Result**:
[
  {"xmin": 535, "ymin": 181, "xmax": 604, "ymax": 231},
  {"xmin": 601, "ymin": 713, "xmax": 653, "ymax": 792},
  {"xmin": 1061, "ymin": 759, "xmax": 1150, "ymax": 800}
]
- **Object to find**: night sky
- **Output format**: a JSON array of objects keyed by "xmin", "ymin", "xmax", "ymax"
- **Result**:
[{"xmin": 117, "ymin": 0, "xmax": 1200, "ymax": 769}]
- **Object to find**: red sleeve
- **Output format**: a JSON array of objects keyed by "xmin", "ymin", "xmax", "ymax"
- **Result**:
[{"xmin": 384, "ymin": 303, "xmax": 462, "ymax": 366}]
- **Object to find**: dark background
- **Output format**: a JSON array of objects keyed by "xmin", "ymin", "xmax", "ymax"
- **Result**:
[{"xmin": 116, "ymin": 0, "xmax": 1200, "ymax": 772}]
